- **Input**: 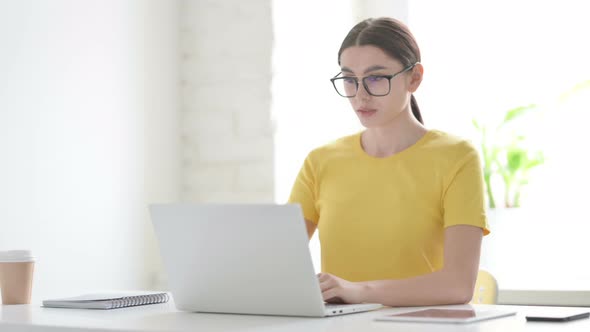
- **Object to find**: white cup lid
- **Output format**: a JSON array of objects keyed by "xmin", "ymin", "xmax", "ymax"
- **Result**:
[{"xmin": 0, "ymin": 250, "xmax": 35, "ymax": 262}]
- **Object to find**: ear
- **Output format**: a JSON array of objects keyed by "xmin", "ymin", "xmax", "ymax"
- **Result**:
[{"xmin": 407, "ymin": 63, "xmax": 424, "ymax": 93}]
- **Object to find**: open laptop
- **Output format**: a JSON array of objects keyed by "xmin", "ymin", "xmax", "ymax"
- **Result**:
[{"xmin": 149, "ymin": 203, "xmax": 382, "ymax": 317}]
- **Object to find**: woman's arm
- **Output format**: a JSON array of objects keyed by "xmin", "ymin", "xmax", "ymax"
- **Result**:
[
  {"xmin": 319, "ymin": 224, "xmax": 482, "ymax": 306},
  {"xmin": 304, "ymin": 218, "xmax": 317, "ymax": 240}
]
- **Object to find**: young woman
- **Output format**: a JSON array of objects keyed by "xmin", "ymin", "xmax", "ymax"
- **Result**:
[{"xmin": 288, "ymin": 17, "xmax": 489, "ymax": 307}]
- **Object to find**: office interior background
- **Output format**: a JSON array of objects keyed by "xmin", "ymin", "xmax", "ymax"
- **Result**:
[{"xmin": 1, "ymin": 0, "xmax": 589, "ymax": 303}]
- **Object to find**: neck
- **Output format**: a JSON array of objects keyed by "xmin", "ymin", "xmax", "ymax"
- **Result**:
[{"xmin": 361, "ymin": 109, "xmax": 427, "ymax": 158}]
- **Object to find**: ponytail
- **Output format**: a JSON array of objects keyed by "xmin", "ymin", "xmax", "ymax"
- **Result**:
[{"xmin": 410, "ymin": 94, "xmax": 423, "ymax": 124}]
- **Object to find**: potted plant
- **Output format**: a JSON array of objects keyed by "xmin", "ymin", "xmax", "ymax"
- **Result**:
[
  {"xmin": 472, "ymin": 104, "xmax": 545, "ymax": 272},
  {"xmin": 472, "ymin": 104, "xmax": 545, "ymax": 209}
]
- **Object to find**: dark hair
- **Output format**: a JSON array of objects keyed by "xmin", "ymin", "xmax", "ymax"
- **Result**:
[{"xmin": 338, "ymin": 17, "xmax": 423, "ymax": 124}]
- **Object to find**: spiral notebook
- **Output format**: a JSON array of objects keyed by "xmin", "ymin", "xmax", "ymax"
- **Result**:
[{"xmin": 42, "ymin": 291, "xmax": 170, "ymax": 310}]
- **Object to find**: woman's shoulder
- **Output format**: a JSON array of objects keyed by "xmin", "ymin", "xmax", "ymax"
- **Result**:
[
  {"xmin": 424, "ymin": 129, "xmax": 478, "ymax": 155},
  {"xmin": 420, "ymin": 130, "xmax": 480, "ymax": 170}
]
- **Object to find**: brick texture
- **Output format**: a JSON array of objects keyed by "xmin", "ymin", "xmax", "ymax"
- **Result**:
[{"xmin": 180, "ymin": 0, "xmax": 273, "ymax": 202}]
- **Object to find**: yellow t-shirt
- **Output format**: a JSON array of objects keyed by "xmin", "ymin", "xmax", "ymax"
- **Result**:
[{"xmin": 288, "ymin": 130, "xmax": 489, "ymax": 282}]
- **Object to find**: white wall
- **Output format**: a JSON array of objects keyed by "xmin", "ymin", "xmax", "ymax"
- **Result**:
[
  {"xmin": 180, "ymin": 0, "xmax": 274, "ymax": 203},
  {"xmin": 272, "ymin": 0, "xmax": 355, "ymax": 205},
  {"xmin": 352, "ymin": 0, "xmax": 409, "ymax": 23},
  {"xmin": 0, "ymin": 0, "xmax": 179, "ymax": 301}
]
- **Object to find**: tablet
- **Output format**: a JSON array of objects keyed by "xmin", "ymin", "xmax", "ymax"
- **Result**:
[
  {"xmin": 525, "ymin": 310, "xmax": 590, "ymax": 322},
  {"xmin": 375, "ymin": 308, "xmax": 517, "ymax": 324}
]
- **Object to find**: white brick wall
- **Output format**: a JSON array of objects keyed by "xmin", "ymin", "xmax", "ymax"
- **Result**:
[{"xmin": 180, "ymin": 0, "xmax": 273, "ymax": 202}]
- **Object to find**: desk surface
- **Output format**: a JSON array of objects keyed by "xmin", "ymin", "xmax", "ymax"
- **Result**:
[{"xmin": 1, "ymin": 302, "xmax": 589, "ymax": 332}]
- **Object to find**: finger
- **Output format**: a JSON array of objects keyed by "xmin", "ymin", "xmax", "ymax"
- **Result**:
[
  {"xmin": 319, "ymin": 277, "xmax": 335, "ymax": 292},
  {"xmin": 322, "ymin": 288, "xmax": 344, "ymax": 304},
  {"xmin": 317, "ymin": 273, "xmax": 330, "ymax": 282}
]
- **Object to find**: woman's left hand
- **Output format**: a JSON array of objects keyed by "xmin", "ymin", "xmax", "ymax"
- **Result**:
[{"xmin": 318, "ymin": 273, "xmax": 367, "ymax": 304}]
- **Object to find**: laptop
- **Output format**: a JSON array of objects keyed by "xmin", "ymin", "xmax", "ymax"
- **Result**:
[{"xmin": 149, "ymin": 203, "xmax": 382, "ymax": 317}]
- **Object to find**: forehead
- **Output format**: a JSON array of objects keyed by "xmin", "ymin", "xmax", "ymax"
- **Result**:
[{"xmin": 339, "ymin": 45, "xmax": 401, "ymax": 71}]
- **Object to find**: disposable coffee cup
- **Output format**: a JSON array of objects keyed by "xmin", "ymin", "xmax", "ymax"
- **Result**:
[{"xmin": 0, "ymin": 250, "xmax": 35, "ymax": 305}]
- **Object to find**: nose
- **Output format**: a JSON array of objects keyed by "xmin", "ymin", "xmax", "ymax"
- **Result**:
[{"xmin": 355, "ymin": 82, "xmax": 371, "ymax": 100}]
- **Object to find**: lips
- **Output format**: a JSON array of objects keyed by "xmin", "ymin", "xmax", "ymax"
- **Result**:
[{"xmin": 356, "ymin": 108, "xmax": 377, "ymax": 117}]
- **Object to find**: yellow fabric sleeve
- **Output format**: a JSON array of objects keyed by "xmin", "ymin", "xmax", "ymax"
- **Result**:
[
  {"xmin": 288, "ymin": 153, "xmax": 319, "ymax": 224},
  {"xmin": 442, "ymin": 149, "xmax": 490, "ymax": 235}
]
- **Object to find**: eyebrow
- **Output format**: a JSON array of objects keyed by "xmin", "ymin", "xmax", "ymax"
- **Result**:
[{"xmin": 341, "ymin": 65, "xmax": 389, "ymax": 74}]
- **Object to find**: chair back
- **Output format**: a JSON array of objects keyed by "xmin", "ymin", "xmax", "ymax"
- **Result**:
[{"xmin": 471, "ymin": 270, "xmax": 498, "ymax": 304}]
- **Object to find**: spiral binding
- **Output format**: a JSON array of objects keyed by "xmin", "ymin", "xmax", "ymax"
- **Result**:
[{"xmin": 106, "ymin": 293, "xmax": 169, "ymax": 309}]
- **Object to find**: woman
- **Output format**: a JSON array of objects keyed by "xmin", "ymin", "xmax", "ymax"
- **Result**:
[{"xmin": 288, "ymin": 17, "xmax": 489, "ymax": 307}]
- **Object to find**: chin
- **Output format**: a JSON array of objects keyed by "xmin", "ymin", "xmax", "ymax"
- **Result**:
[{"xmin": 357, "ymin": 118, "xmax": 380, "ymax": 129}]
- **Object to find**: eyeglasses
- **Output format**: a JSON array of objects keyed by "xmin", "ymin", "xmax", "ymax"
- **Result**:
[{"xmin": 330, "ymin": 63, "xmax": 417, "ymax": 98}]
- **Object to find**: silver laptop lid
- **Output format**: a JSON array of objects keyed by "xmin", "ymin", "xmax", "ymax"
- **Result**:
[{"xmin": 150, "ymin": 203, "xmax": 326, "ymax": 317}]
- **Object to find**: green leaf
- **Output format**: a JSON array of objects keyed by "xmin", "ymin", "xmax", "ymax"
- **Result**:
[
  {"xmin": 502, "ymin": 104, "xmax": 537, "ymax": 125},
  {"xmin": 506, "ymin": 149, "xmax": 526, "ymax": 173},
  {"xmin": 522, "ymin": 153, "xmax": 545, "ymax": 171}
]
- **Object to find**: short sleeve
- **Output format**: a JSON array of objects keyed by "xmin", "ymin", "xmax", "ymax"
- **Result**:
[
  {"xmin": 442, "ymin": 148, "xmax": 490, "ymax": 235},
  {"xmin": 288, "ymin": 153, "xmax": 320, "ymax": 224}
]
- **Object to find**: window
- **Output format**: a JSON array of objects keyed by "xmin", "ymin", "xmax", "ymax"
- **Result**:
[
  {"xmin": 273, "ymin": 0, "xmax": 590, "ymax": 290},
  {"xmin": 409, "ymin": 0, "xmax": 590, "ymax": 290},
  {"xmin": 272, "ymin": 0, "xmax": 358, "ymax": 272}
]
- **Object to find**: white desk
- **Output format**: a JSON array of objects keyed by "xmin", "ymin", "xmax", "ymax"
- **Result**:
[{"xmin": 1, "ymin": 302, "xmax": 589, "ymax": 332}]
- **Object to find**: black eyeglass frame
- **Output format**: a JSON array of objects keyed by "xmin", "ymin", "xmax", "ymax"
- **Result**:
[{"xmin": 329, "ymin": 63, "xmax": 418, "ymax": 98}]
